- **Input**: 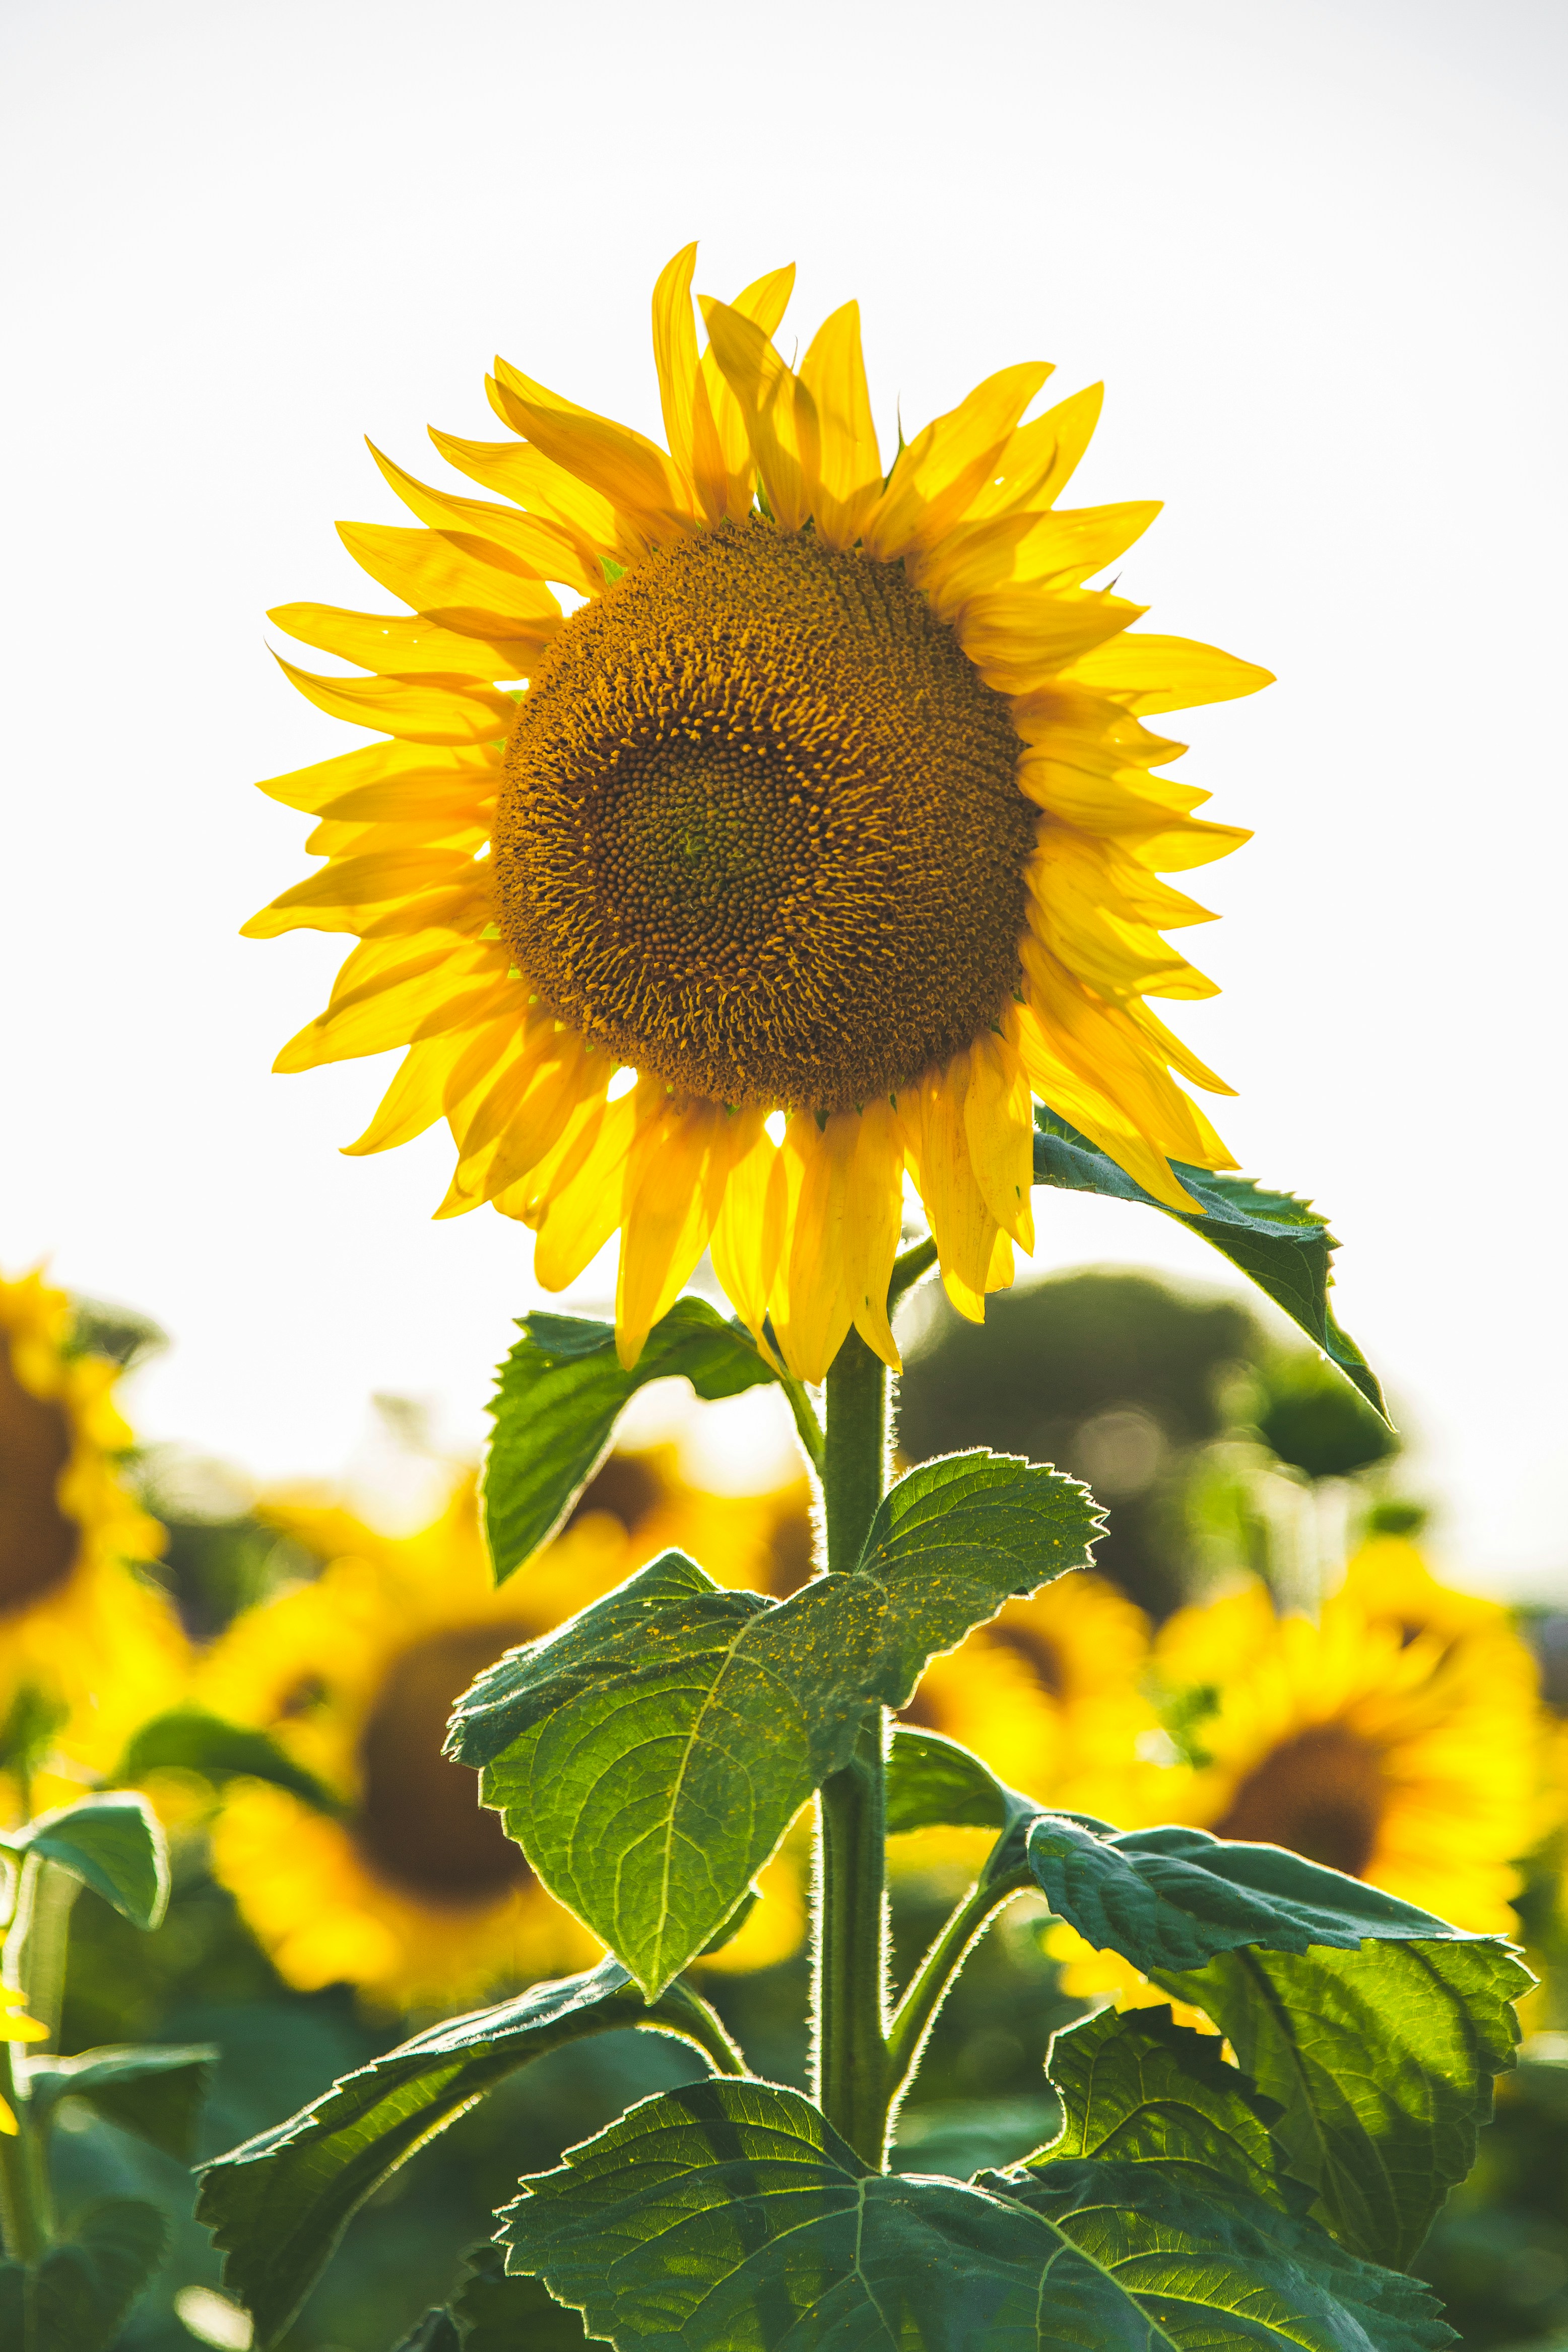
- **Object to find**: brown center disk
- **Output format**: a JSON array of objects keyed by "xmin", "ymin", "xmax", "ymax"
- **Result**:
[
  {"xmin": 495, "ymin": 520, "xmax": 1034, "ymax": 1112},
  {"xmin": 356, "ymin": 1626, "xmax": 531, "ymax": 1906},
  {"xmin": 1213, "ymin": 1723, "xmax": 1385, "ymax": 1878},
  {"xmin": 0, "ymin": 1340, "xmax": 80, "ymax": 1614}
]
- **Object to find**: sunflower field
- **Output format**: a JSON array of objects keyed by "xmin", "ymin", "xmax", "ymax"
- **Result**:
[{"xmin": 3, "ymin": 251, "xmax": 1564, "ymax": 2352}]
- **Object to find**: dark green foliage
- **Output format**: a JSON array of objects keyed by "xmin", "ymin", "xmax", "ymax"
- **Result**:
[
  {"xmin": 501, "ymin": 2076, "xmax": 1451, "ymax": 2350},
  {"xmin": 483, "ymin": 1301, "xmax": 780, "ymax": 1582},
  {"xmin": 884, "ymin": 1725, "xmax": 1018, "ymax": 1836},
  {"xmin": 449, "ymin": 1456, "xmax": 1097, "ymax": 1992},
  {"xmin": 1031, "ymin": 1107, "xmax": 1386, "ymax": 1414},
  {"xmin": 453, "ymin": 2242, "xmax": 603, "ymax": 2347},
  {"xmin": 0, "ymin": 2198, "xmax": 169, "ymax": 2351},
  {"xmin": 118, "ymin": 1707, "xmax": 343, "ymax": 1814},
  {"xmin": 896, "ymin": 1267, "xmax": 1257, "ymax": 1613},
  {"xmin": 26, "ymin": 2043, "xmax": 215, "ymax": 2160},
  {"xmin": 1036, "ymin": 2000, "xmax": 1308, "ymax": 2207},
  {"xmin": 195, "ymin": 1961, "xmax": 724, "ymax": 2348},
  {"xmin": 1027, "ymin": 1812, "xmax": 1465, "ymax": 1970},
  {"xmin": 4, "ymin": 1793, "xmax": 169, "ymax": 1929},
  {"xmin": 1250, "ymin": 1349, "xmax": 1402, "ymax": 1481}
]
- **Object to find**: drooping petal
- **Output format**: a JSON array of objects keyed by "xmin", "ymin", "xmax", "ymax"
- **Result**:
[
  {"xmin": 529, "ymin": 1091, "xmax": 640, "ymax": 1288},
  {"xmin": 489, "ymin": 360, "xmax": 696, "ymax": 544},
  {"xmin": 268, "ymin": 602, "xmax": 551, "ymax": 681},
  {"xmin": 772, "ymin": 1113, "xmax": 858, "ymax": 1385},
  {"xmin": 842, "ymin": 1099, "xmax": 905, "ymax": 1371},
  {"xmin": 708, "ymin": 1110, "xmax": 783, "ymax": 1347},
  {"xmin": 699, "ymin": 298, "xmax": 819, "ymax": 534},
  {"xmin": 963, "ymin": 1028, "xmax": 1036, "ymax": 1251},
  {"xmin": 365, "ymin": 443, "xmax": 602, "ymax": 594},
  {"xmin": 337, "ymin": 520, "xmax": 574, "ymax": 625},
  {"xmin": 697, "ymin": 263, "xmax": 796, "ymax": 522}
]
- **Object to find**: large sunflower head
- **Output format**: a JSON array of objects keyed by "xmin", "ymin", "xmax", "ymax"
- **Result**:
[
  {"xmin": 0, "ymin": 1269, "xmax": 186, "ymax": 1805},
  {"xmin": 248, "ymin": 246, "xmax": 1269, "ymax": 1378},
  {"xmin": 202, "ymin": 1454, "xmax": 807, "ymax": 2005}
]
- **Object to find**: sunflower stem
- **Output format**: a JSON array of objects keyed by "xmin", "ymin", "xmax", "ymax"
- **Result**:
[
  {"xmin": 0, "ymin": 2036, "xmax": 47, "ymax": 2263},
  {"xmin": 815, "ymin": 1328, "xmax": 892, "ymax": 2168}
]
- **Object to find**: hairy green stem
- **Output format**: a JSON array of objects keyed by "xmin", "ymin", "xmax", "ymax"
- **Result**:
[
  {"xmin": 10, "ymin": 1862, "xmax": 77, "ymax": 2054},
  {"xmin": 654, "ymin": 1980, "xmax": 750, "ymax": 2079},
  {"xmin": 816, "ymin": 1329, "xmax": 892, "ymax": 2167},
  {"xmin": 884, "ymin": 1863, "xmax": 1033, "ymax": 2112}
]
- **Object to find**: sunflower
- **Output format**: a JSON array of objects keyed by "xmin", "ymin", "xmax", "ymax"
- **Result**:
[
  {"xmin": 896, "ymin": 1570, "xmax": 1162, "ymax": 1827},
  {"xmin": 247, "ymin": 246, "xmax": 1269, "ymax": 1379},
  {"xmin": 203, "ymin": 1454, "xmax": 807, "ymax": 2006},
  {"xmin": 1050, "ymin": 1554, "xmax": 1542, "ymax": 2010},
  {"xmin": 0, "ymin": 1269, "xmax": 187, "ymax": 1811}
]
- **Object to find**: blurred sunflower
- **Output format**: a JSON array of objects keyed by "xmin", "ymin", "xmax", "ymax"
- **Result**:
[
  {"xmin": 897, "ymin": 1570, "xmax": 1161, "ymax": 1825},
  {"xmin": 0, "ymin": 1269, "xmax": 187, "ymax": 1810},
  {"xmin": 1051, "ymin": 1551, "xmax": 1541, "ymax": 2008},
  {"xmin": 203, "ymin": 1454, "xmax": 807, "ymax": 2007},
  {"xmin": 247, "ymin": 244, "xmax": 1269, "ymax": 1379}
]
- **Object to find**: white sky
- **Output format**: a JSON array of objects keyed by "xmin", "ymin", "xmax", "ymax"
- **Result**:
[{"xmin": 3, "ymin": 0, "xmax": 1564, "ymax": 1595}]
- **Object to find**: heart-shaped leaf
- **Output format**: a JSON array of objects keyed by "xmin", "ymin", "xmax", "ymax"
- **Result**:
[
  {"xmin": 1155, "ymin": 1936, "xmax": 1532, "ymax": 2268},
  {"xmin": 484, "ymin": 1300, "xmax": 786, "ymax": 1582},
  {"xmin": 501, "ymin": 2077, "xmax": 1450, "ymax": 2351},
  {"xmin": 450, "ymin": 1454, "xmax": 1098, "ymax": 1993},
  {"xmin": 1027, "ymin": 1814, "xmax": 1473, "ymax": 1973}
]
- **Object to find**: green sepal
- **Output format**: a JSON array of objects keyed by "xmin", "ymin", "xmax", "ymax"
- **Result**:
[
  {"xmin": 117, "ymin": 1707, "xmax": 344, "ymax": 1815},
  {"xmin": 197, "ymin": 1958, "xmax": 728, "ymax": 2349},
  {"xmin": 0, "ymin": 2198, "xmax": 169, "ymax": 2352},
  {"xmin": 1155, "ymin": 1937, "xmax": 1533, "ymax": 2269},
  {"xmin": 448, "ymin": 1454, "xmax": 1097, "ymax": 1993},
  {"xmin": 1034, "ymin": 2000, "xmax": 1311, "ymax": 2214},
  {"xmin": 1, "ymin": 1793, "xmax": 168, "ymax": 1929},
  {"xmin": 1032, "ymin": 1105, "xmax": 1387, "ymax": 1418},
  {"xmin": 25, "ymin": 2043, "xmax": 215, "ymax": 2160},
  {"xmin": 1027, "ymin": 1812, "xmax": 1472, "ymax": 1971},
  {"xmin": 483, "ymin": 1301, "xmax": 782, "ymax": 1583},
  {"xmin": 501, "ymin": 2077, "xmax": 1451, "ymax": 2351}
]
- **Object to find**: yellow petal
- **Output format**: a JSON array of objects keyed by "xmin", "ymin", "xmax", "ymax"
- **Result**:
[
  {"xmin": 954, "ymin": 589, "xmax": 1148, "ymax": 690},
  {"xmin": 442, "ymin": 418, "xmax": 622, "ymax": 556},
  {"xmin": 964, "ymin": 1029, "xmax": 1036, "ymax": 1251},
  {"xmin": 773, "ymin": 1113, "xmax": 857, "ymax": 1386},
  {"xmin": 255, "ymin": 738, "xmax": 500, "ymax": 818},
  {"xmin": 1062, "ymin": 632, "xmax": 1275, "ymax": 714},
  {"xmin": 798, "ymin": 302, "xmax": 882, "ymax": 550},
  {"xmin": 615, "ymin": 1094, "xmax": 729, "ymax": 1367},
  {"xmin": 862, "ymin": 361, "xmax": 1053, "ymax": 561},
  {"xmin": 530, "ymin": 1091, "xmax": 639, "ymax": 1287},
  {"xmin": 696, "ymin": 263, "xmax": 797, "ymax": 522},
  {"xmin": 268, "ymin": 602, "xmax": 551, "ymax": 681},
  {"xmin": 708, "ymin": 1112, "xmax": 783, "ymax": 1343},
  {"xmin": 965, "ymin": 382, "xmax": 1105, "ymax": 521},
  {"xmin": 490, "ymin": 360, "xmax": 695, "ymax": 543},
  {"xmin": 337, "ymin": 520, "xmax": 565, "ymax": 629},
  {"xmin": 903, "ymin": 1059, "xmax": 998, "ymax": 1317},
  {"xmin": 651, "ymin": 241, "xmax": 702, "ymax": 497},
  {"xmin": 843, "ymin": 1100, "xmax": 905, "ymax": 1372},
  {"xmin": 0, "ymin": 2096, "xmax": 15, "ymax": 2134},
  {"xmin": 343, "ymin": 1036, "xmax": 465, "ymax": 1155},
  {"xmin": 270, "ymin": 655, "xmax": 514, "ymax": 747},
  {"xmin": 245, "ymin": 846, "xmax": 480, "ymax": 929},
  {"xmin": 365, "ymin": 442, "xmax": 600, "ymax": 595},
  {"xmin": 699, "ymin": 298, "xmax": 818, "ymax": 533}
]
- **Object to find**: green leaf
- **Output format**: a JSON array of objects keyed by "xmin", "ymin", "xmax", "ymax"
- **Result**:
[
  {"xmin": 0, "ymin": 1684, "xmax": 68, "ymax": 1779},
  {"xmin": 1155, "ymin": 1937, "xmax": 1532, "ymax": 2269},
  {"xmin": 453, "ymin": 2242, "xmax": 602, "ymax": 2348},
  {"xmin": 391, "ymin": 2316, "xmax": 460, "ymax": 2352},
  {"xmin": 196, "ymin": 1958, "xmax": 724, "ymax": 2350},
  {"xmin": 117, "ymin": 1706, "xmax": 343, "ymax": 1813},
  {"xmin": 1035, "ymin": 2000, "xmax": 1309, "ymax": 2213},
  {"xmin": 0, "ymin": 2198, "xmax": 169, "ymax": 2351},
  {"xmin": 501, "ymin": 2077, "xmax": 1450, "ymax": 2351},
  {"xmin": 1032, "ymin": 1105, "xmax": 1387, "ymax": 1418},
  {"xmin": 1027, "ymin": 1813, "xmax": 1476, "ymax": 1972},
  {"xmin": 2, "ymin": 1793, "xmax": 168, "ymax": 1929},
  {"xmin": 26, "ymin": 2043, "xmax": 216, "ymax": 2160},
  {"xmin": 484, "ymin": 1300, "xmax": 781, "ymax": 1583},
  {"xmin": 885, "ymin": 1725, "xmax": 1018, "ymax": 1836},
  {"xmin": 449, "ymin": 1454, "xmax": 1097, "ymax": 1993}
]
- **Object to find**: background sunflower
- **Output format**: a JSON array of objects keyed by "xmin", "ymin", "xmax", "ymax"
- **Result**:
[{"xmin": 0, "ymin": 1268, "xmax": 187, "ymax": 1816}]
